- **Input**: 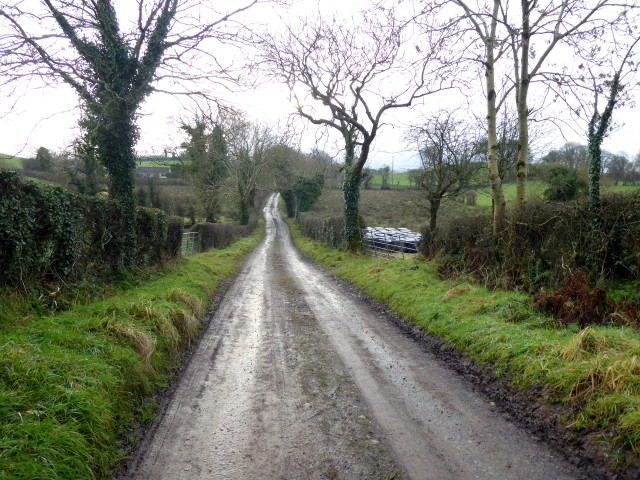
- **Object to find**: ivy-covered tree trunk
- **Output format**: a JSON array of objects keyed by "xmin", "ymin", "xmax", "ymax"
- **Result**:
[
  {"xmin": 204, "ymin": 203, "xmax": 217, "ymax": 224},
  {"xmin": 340, "ymin": 135, "xmax": 367, "ymax": 250},
  {"xmin": 239, "ymin": 200, "xmax": 250, "ymax": 225},
  {"xmin": 85, "ymin": 99, "xmax": 139, "ymax": 267},
  {"xmin": 238, "ymin": 184, "xmax": 251, "ymax": 225},
  {"xmin": 588, "ymin": 73, "xmax": 620, "ymax": 212},
  {"xmin": 281, "ymin": 190, "xmax": 296, "ymax": 218},
  {"xmin": 342, "ymin": 168, "xmax": 362, "ymax": 250},
  {"xmin": 587, "ymin": 127, "xmax": 603, "ymax": 212}
]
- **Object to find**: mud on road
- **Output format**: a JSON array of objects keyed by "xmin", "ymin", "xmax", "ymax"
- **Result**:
[{"xmin": 118, "ymin": 194, "xmax": 592, "ymax": 480}]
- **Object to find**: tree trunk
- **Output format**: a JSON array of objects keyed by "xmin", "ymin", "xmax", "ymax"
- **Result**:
[
  {"xmin": 239, "ymin": 199, "xmax": 250, "ymax": 225},
  {"xmin": 587, "ymin": 129, "xmax": 602, "ymax": 211},
  {"xmin": 588, "ymin": 81, "xmax": 619, "ymax": 211},
  {"xmin": 205, "ymin": 209, "xmax": 217, "ymax": 224},
  {"xmin": 515, "ymin": 0, "xmax": 531, "ymax": 208},
  {"xmin": 429, "ymin": 197, "xmax": 441, "ymax": 232},
  {"xmin": 515, "ymin": 80, "xmax": 530, "ymax": 207},
  {"xmin": 341, "ymin": 133, "xmax": 367, "ymax": 250},
  {"xmin": 485, "ymin": 0, "xmax": 506, "ymax": 235}
]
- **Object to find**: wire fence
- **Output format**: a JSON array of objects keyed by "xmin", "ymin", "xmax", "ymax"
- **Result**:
[{"xmin": 360, "ymin": 227, "xmax": 421, "ymax": 260}]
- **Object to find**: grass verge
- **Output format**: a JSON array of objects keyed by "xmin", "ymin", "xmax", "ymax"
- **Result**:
[
  {"xmin": 287, "ymin": 219, "xmax": 640, "ymax": 471},
  {"xmin": 0, "ymin": 226, "xmax": 263, "ymax": 480}
]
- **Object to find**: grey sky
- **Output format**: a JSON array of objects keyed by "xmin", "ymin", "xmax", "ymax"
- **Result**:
[{"xmin": 1, "ymin": 0, "xmax": 638, "ymax": 169}]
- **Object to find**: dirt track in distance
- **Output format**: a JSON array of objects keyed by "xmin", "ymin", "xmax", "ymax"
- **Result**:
[{"xmin": 118, "ymin": 193, "xmax": 590, "ymax": 480}]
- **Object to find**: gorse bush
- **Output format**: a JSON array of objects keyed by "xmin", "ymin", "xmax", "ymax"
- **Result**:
[{"xmin": 0, "ymin": 171, "xmax": 181, "ymax": 291}]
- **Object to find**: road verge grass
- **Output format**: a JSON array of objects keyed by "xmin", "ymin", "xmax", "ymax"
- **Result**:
[
  {"xmin": 287, "ymin": 219, "xmax": 640, "ymax": 472},
  {"xmin": 0, "ymin": 226, "xmax": 263, "ymax": 480}
]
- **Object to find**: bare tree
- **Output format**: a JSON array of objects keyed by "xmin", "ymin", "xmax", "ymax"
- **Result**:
[
  {"xmin": 220, "ymin": 113, "xmax": 282, "ymax": 224},
  {"xmin": 450, "ymin": 0, "xmax": 630, "ymax": 230},
  {"xmin": 407, "ymin": 110, "xmax": 483, "ymax": 232},
  {"xmin": 0, "ymin": 0, "xmax": 262, "ymax": 265},
  {"xmin": 507, "ymin": 0, "xmax": 626, "ymax": 208},
  {"xmin": 540, "ymin": 142, "xmax": 591, "ymax": 172},
  {"xmin": 262, "ymin": 6, "xmax": 458, "ymax": 248}
]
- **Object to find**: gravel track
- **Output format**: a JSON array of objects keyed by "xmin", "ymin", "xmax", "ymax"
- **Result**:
[{"xmin": 118, "ymin": 193, "xmax": 589, "ymax": 480}]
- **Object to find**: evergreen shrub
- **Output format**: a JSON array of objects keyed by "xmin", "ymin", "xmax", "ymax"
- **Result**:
[{"xmin": 136, "ymin": 207, "xmax": 167, "ymax": 265}]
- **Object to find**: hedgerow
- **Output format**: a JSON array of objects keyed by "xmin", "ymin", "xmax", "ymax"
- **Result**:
[
  {"xmin": 297, "ymin": 213, "xmax": 346, "ymax": 248},
  {"xmin": 188, "ymin": 216, "xmax": 257, "ymax": 251},
  {"xmin": 0, "ymin": 227, "xmax": 263, "ymax": 480},
  {"xmin": 0, "ymin": 171, "xmax": 181, "ymax": 292},
  {"xmin": 425, "ymin": 192, "xmax": 640, "ymax": 291}
]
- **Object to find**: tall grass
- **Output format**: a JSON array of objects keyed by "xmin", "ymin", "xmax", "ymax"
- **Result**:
[
  {"xmin": 288, "ymin": 220, "xmax": 640, "ymax": 469},
  {"xmin": 0, "ymin": 226, "xmax": 262, "ymax": 479}
]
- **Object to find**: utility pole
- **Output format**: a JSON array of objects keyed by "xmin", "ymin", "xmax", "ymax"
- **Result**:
[{"xmin": 391, "ymin": 157, "xmax": 394, "ymax": 189}]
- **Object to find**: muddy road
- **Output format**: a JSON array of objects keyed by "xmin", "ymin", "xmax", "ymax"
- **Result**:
[{"xmin": 120, "ymin": 194, "xmax": 587, "ymax": 480}]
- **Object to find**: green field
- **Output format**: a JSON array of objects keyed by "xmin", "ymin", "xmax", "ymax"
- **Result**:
[
  {"xmin": 137, "ymin": 160, "xmax": 170, "ymax": 167},
  {"xmin": 0, "ymin": 153, "xmax": 24, "ymax": 169},
  {"xmin": 369, "ymin": 176, "xmax": 640, "ymax": 209},
  {"xmin": 473, "ymin": 181, "xmax": 547, "ymax": 207},
  {"xmin": 371, "ymin": 171, "xmax": 413, "ymax": 186},
  {"xmin": 475, "ymin": 181, "xmax": 640, "ymax": 207}
]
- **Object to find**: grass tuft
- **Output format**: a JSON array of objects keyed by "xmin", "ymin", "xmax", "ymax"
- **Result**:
[
  {"xmin": 560, "ymin": 327, "xmax": 610, "ymax": 361},
  {"xmin": 168, "ymin": 308, "xmax": 201, "ymax": 347},
  {"xmin": 104, "ymin": 318, "xmax": 157, "ymax": 368},
  {"xmin": 442, "ymin": 284, "xmax": 475, "ymax": 302},
  {"xmin": 164, "ymin": 287, "xmax": 205, "ymax": 319}
]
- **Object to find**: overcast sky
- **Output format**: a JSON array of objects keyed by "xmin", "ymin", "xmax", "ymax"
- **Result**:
[{"xmin": 1, "ymin": 0, "xmax": 638, "ymax": 170}]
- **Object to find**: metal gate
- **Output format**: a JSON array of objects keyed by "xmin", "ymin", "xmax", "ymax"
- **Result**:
[{"xmin": 181, "ymin": 232, "xmax": 198, "ymax": 256}]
